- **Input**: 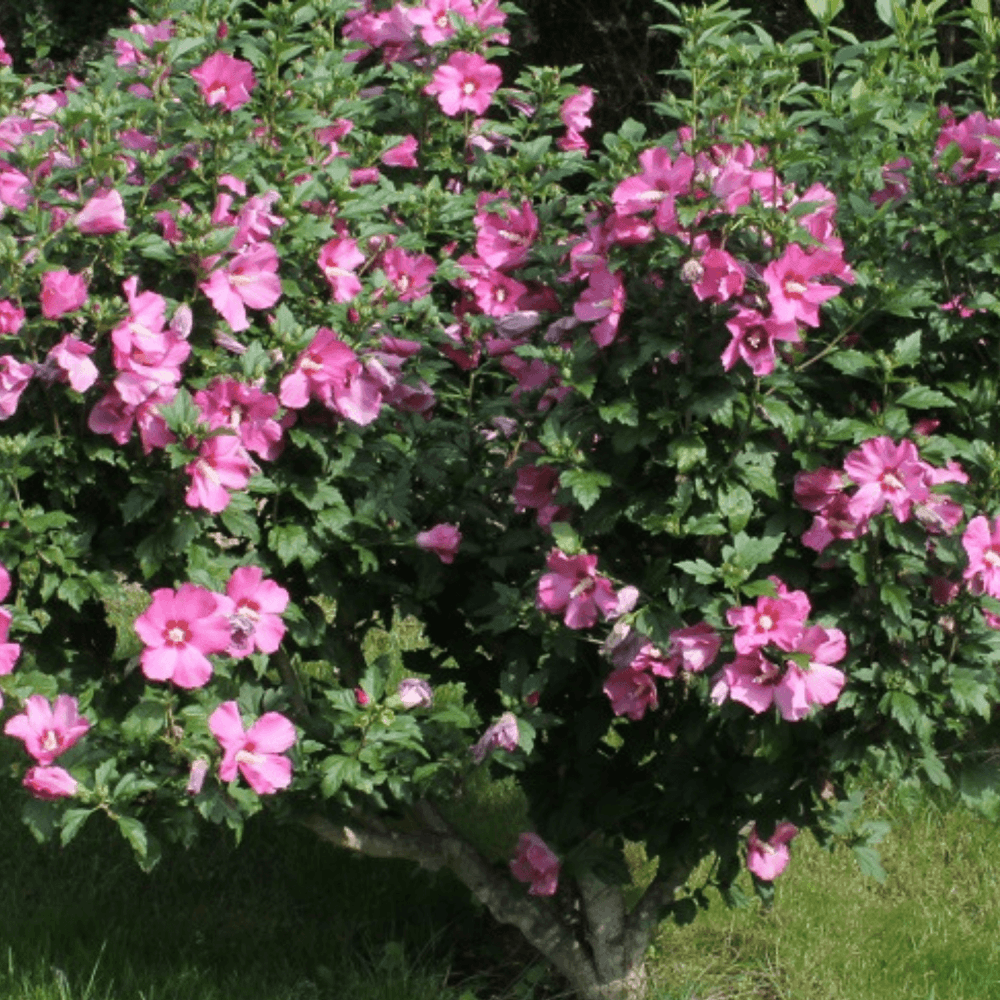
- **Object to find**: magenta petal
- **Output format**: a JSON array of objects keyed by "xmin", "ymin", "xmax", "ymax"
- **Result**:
[
  {"xmin": 246, "ymin": 712, "xmax": 296, "ymax": 753},
  {"xmin": 209, "ymin": 701, "xmax": 246, "ymax": 748}
]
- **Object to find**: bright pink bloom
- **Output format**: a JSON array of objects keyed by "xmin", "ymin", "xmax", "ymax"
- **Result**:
[
  {"xmin": 557, "ymin": 86, "xmax": 594, "ymax": 153},
  {"xmin": 762, "ymin": 245, "xmax": 845, "ymax": 328},
  {"xmin": 23, "ymin": 765, "xmax": 78, "ymax": 800},
  {"xmin": 683, "ymin": 248, "xmax": 745, "ymax": 304},
  {"xmin": 510, "ymin": 832, "xmax": 560, "ymax": 896},
  {"xmin": 191, "ymin": 51, "xmax": 257, "ymax": 110},
  {"xmin": 0, "ymin": 356, "xmax": 33, "ymax": 418},
  {"xmin": 801, "ymin": 493, "xmax": 869, "ymax": 552},
  {"xmin": 747, "ymin": 823, "xmax": 798, "ymax": 881},
  {"xmin": 279, "ymin": 328, "xmax": 383, "ymax": 425},
  {"xmin": 225, "ymin": 565, "xmax": 289, "ymax": 658},
  {"xmin": 379, "ymin": 247, "xmax": 436, "ymax": 301},
  {"xmin": 0, "ymin": 33, "xmax": 11, "ymax": 67},
  {"xmin": 415, "ymin": 523, "xmax": 462, "ymax": 563},
  {"xmin": 611, "ymin": 148, "xmax": 694, "ymax": 233},
  {"xmin": 843, "ymin": 436, "xmax": 929, "ymax": 523},
  {"xmin": 397, "ymin": 678, "xmax": 434, "ymax": 709},
  {"xmin": 512, "ymin": 464, "xmax": 569, "ymax": 530},
  {"xmin": 40, "ymin": 269, "xmax": 88, "ymax": 319},
  {"xmin": 536, "ymin": 550, "xmax": 619, "ymax": 630},
  {"xmin": 193, "ymin": 378, "xmax": 283, "ymax": 461},
  {"xmin": 381, "ymin": 135, "xmax": 419, "ymax": 168},
  {"xmin": 4, "ymin": 694, "xmax": 90, "ymax": 765},
  {"xmin": 424, "ymin": 51, "xmax": 503, "ymax": 117},
  {"xmin": 962, "ymin": 516, "xmax": 1000, "ymax": 598},
  {"xmin": 318, "ymin": 237, "xmax": 365, "ymax": 303},
  {"xmin": 184, "ymin": 434, "xmax": 253, "ymax": 513},
  {"xmin": 208, "ymin": 701, "xmax": 296, "ymax": 795},
  {"xmin": 603, "ymin": 665, "xmax": 658, "ymax": 720},
  {"xmin": 0, "ymin": 300, "xmax": 25, "ymax": 334},
  {"xmin": 74, "ymin": 188, "xmax": 127, "ymax": 235},
  {"xmin": 470, "ymin": 712, "xmax": 519, "ymax": 763},
  {"xmin": 133, "ymin": 584, "xmax": 234, "ymax": 689},
  {"xmin": 475, "ymin": 194, "xmax": 538, "ymax": 271},
  {"xmin": 726, "ymin": 580, "xmax": 811, "ymax": 654},
  {"xmin": 47, "ymin": 335, "xmax": 98, "ymax": 392},
  {"xmin": 722, "ymin": 308, "xmax": 802, "ymax": 377},
  {"xmin": 0, "ymin": 563, "xmax": 9, "ymax": 602},
  {"xmin": 409, "ymin": 0, "xmax": 475, "ymax": 44},
  {"xmin": 201, "ymin": 241, "xmax": 282, "ymax": 332},
  {"xmin": 0, "ymin": 166, "xmax": 30, "ymax": 210}
]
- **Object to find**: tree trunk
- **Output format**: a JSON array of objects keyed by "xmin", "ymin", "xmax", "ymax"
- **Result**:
[{"xmin": 300, "ymin": 802, "xmax": 692, "ymax": 1000}]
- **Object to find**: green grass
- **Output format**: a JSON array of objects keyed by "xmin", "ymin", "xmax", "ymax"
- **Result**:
[
  {"xmin": 4, "ymin": 778, "xmax": 1000, "ymax": 1000},
  {"xmin": 648, "ymin": 786, "xmax": 1000, "ymax": 1000}
]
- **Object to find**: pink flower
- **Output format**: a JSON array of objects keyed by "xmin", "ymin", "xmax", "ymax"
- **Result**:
[
  {"xmin": 200, "ymin": 241, "xmax": 282, "ymax": 332},
  {"xmin": 0, "ymin": 300, "xmax": 25, "ymax": 334},
  {"xmin": 46, "ymin": 335, "xmax": 98, "ymax": 392},
  {"xmin": 40, "ymin": 269, "xmax": 88, "ymax": 319},
  {"xmin": 279, "ymin": 328, "xmax": 383, "ymax": 425},
  {"xmin": 191, "ymin": 51, "xmax": 257, "ymax": 110},
  {"xmin": 537, "ymin": 550, "xmax": 620, "ymax": 630},
  {"xmin": 747, "ymin": 822, "xmax": 798, "ymax": 881},
  {"xmin": 762, "ymin": 245, "xmax": 845, "ymax": 328},
  {"xmin": 409, "ymin": 0, "xmax": 475, "ymax": 44},
  {"xmin": 4, "ymin": 694, "xmax": 90, "ymax": 765},
  {"xmin": 558, "ymin": 86, "xmax": 594, "ymax": 152},
  {"xmin": 603, "ymin": 666, "xmax": 658, "ymax": 720},
  {"xmin": 74, "ymin": 188, "xmax": 128, "ymax": 234},
  {"xmin": 573, "ymin": 266, "xmax": 626, "ymax": 347},
  {"xmin": 475, "ymin": 194, "xmax": 538, "ymax": 271},
  {"xmin": 416, "ymin": 523, "xmax": 462, "ymax": 563},
  {"xmin": 397, "ymin": 678, "xmax": 434, "ymax": 709},
  {"xmin": 722, "ymin": 308, "xmax": 802, "ymax": 377},
  {"xmin": 871, "ymin": 157, "xmax": 912, "ymax": 206},
  {"xmin": 611, "ymin": 148, "xmax": 694, "ymax": 233},
  {"xmin": 381, "ymin": 135, "xmax": 419, "ymax": 168},
  {"xmin": 509, "ymin": 832, "xmax": 560, "ymax": 896},
  {"xmin": 424, "ymin": 51, "xmax": 503, "ymax": 116},
  {"xmin": 683, "ymin": 248, "xmax": 745, "ymax": 304},
  {"xmin": 186, "ymin": 758, "xmax": 209, "ymax": 795},
  {"xmin": 962, "ymin": 516, "xmax": 1000, "ymax": 598},
  {"xmin": 726, "ymin": 579, "xmax": 811, "ymax": 654},
  {"xmin": 0, "ymin": 356, "xmax": 33, "ymax": 418},
  {"xmin": 379, "ymin": 247, "xmax": 436, "ymax": 301},
  {"xmin": 470, "ymin": 712, "xmax": 519, "ymax": 763},
  {"xmin": 24, "ymin": 765, "xmax": 78, "ymax": 800},
  {"xmin": 843, "ymin": 436, "xmax": 929, "ymax": 523},
  {"xmin": 666, "ymin": 622, "xmax": 722, "ymax": 673},
  {"xmin": 318, "ymin": 237, "xmax": 365, "ymax": 303},
  {"xmin": 185, "ymin": 434, "xmax": 253, "ymax": 514},
  {"xmin": 225, "ymin": 565, "xmax": 289, "ymax": 658},
  {"xmin": 133, "ymin": 584, "xmax": 235, "ymax": 689},
  {"xmin": 193, "ymin": 378, "xmax": 284, "ymax": 461},
  {"xmin": 208, "ymin": 701, "xmax": 296, "ymax": 795}
]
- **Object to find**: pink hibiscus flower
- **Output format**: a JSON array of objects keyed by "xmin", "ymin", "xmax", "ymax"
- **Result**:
[
  {"xmin": 225, "ymin": 565, "xmax": 289, "ymax": 658},
  {"xmin": 470, "ymin": 712, "xmax": 519, "ymax": 763},
  {"xmin": 74, "ymin": 188, "xmax": 128, "ymax": 235},
  {"xmin": 509, "ymin": 832, "xmax": 560, "ymax": 896},
  {"xmin": 23, "ymin": 765, "xmax": 78, "ymax": 800},
  {"xmin": 208, "ymin": 701, "xmax": 296, "ymax": 795},
  {"xmin": 191, "ymin": 51, "xmax": 257, "ymax": 110},
  {"xmin": 603, "ymin": 665, "xmax": 659, "ymax": 720},
  {"xmin": 962, "ymin": 516, "xmax": 1000, "ymax": 599},
  {"xmin": 747, "ymin": 822, "xmax": 798, "ymax": 881},
  {"xmin": 415, "ymin": 523, "xmax": 462, "ymax": 563},
  {"xmin": 4, "ymin": 694, "xmax": 90, "ymax": 765},
  {"xmin": 536, "ymin": 550, "xmax": 620, "ymax": 630},
  {"xmin": 424, "ymin": 51, "xmax": 502, "ymax": 116},
  {"xmin": 40, "ymin": 269, "xmax": 88, "ymax": 319},
  {"xmin": 184, "ymin": 434, "xmax": 253, "ymax": 513},
  {"xmin": 200, "ymin": 241, "xmax": 282, "ymax": 332},
  {"xmin": 133, "ymin": 584, "xmax": 235, "ymax": 689}
]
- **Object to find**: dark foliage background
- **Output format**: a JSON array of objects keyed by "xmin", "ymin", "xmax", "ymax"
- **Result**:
[{"xmin": 0, "ymin": 0, "xmax": 962, "ymax": 130}]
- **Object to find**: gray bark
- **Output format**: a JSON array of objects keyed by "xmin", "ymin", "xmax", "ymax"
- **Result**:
[{"xmin": 301, "ymin": 803, "xmax": 692, "ymax": 1000}]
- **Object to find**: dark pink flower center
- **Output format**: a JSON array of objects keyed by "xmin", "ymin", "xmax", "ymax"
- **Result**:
[
  {"xmin": 41, "ymin": 729, "xmax": 61, "ymax": 753},
  {"xmin": 164, "ymin": 619, "xmax": 191, "ymax": 646}
]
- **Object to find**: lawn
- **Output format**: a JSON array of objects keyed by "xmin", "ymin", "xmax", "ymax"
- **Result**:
[{"xmin": 3, "ymin": 778, "xmax": 999, "ymax": 1000}]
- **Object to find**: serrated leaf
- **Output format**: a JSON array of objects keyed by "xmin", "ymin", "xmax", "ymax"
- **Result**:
[
  {"xmin": 675, "ymin": 559, "xmax": 717, "ymax": 584},
  {"xmin": 883, "ymin": 690, "xmax": 920, "ymax": 733},
  {"xmin": 892, "ymin": 331, "xmax": 921, "ymax": 367},
  {"xmin": 718, "ymin": 484, "xmax": 754, "ymax": 532},
  {"xmin": 321, "ymin": 755, "xmax": 363, "ymax": 797},
  {"xmin": 60, "ymin": 808, "xmax": 95, "ymax": 846},
  {"xmin": 880, "ymin": 582, "xmax": 911, "ymax": 622},
  {"xmin": 560, "ymin": 469, "xmax": 611, "ymax": 510},
  {"xmin": 896, "ymin": 386, "xmax": 954, "ymax": 409},
  {"xmin": 852, "ymin": 844, "xmax": 886, "ymax": 882},
  {"xmin": 825, "ymin": 350, "xmax": 876, "ymax": 375}
]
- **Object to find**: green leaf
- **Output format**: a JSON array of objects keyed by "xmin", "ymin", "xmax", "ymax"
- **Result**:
[
  {"xmin": 60, "ymin": 808, "xmax": 95, "ymax": 846},
  {"xmin": 668, "ymin": 435, "xmax": 706, "ymax": 473},
  {"xmin": 321, "ymin": 755, "xmax": 363, "ymax": 797},
  {"xmin": 895, "ymin": 386, "xmax": 955, "ymax": 409},
  {"xmin": 825, "ymin": 350, "xmax": 876, "ymax": 375},
  {"xmin": 892, "ymin": 331, "xmax": 921, "ymax": 367},
  {"xmin": 560, "ymin": 469, "xmax": 611, "ymax": 510},
  {"xmin": 880, "ymin": 582, "xmax": 911, "ymax": 622},
  {"xmin": 675, "ymin": 559, "xmax": 717, "ymax": 584},
  {"xmin": 951, "ymin": 669, "xmax": 991, "ymax": 720},
  {"xmin": 883, "ymin": 690, "xmax": 920, "ymax": 733},
  {"xmin": 718, "ymin": 484, "xmax": 754, "ymax": 533},
  {"xmin": 550, "ymin": 520, "xmax": 582, "ymax": 555},
  {"xmin": 269, "ymin": 523, "xmax": 312, "ymax": 566},
  {"xmin": 852, "ymin": 844, "xmax": 886, "ymax": 883}
]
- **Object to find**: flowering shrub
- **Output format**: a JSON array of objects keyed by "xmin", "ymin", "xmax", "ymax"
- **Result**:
[{"xmin": 4, "ymin": 0, "xmax": 1000, "ymax": 996}]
